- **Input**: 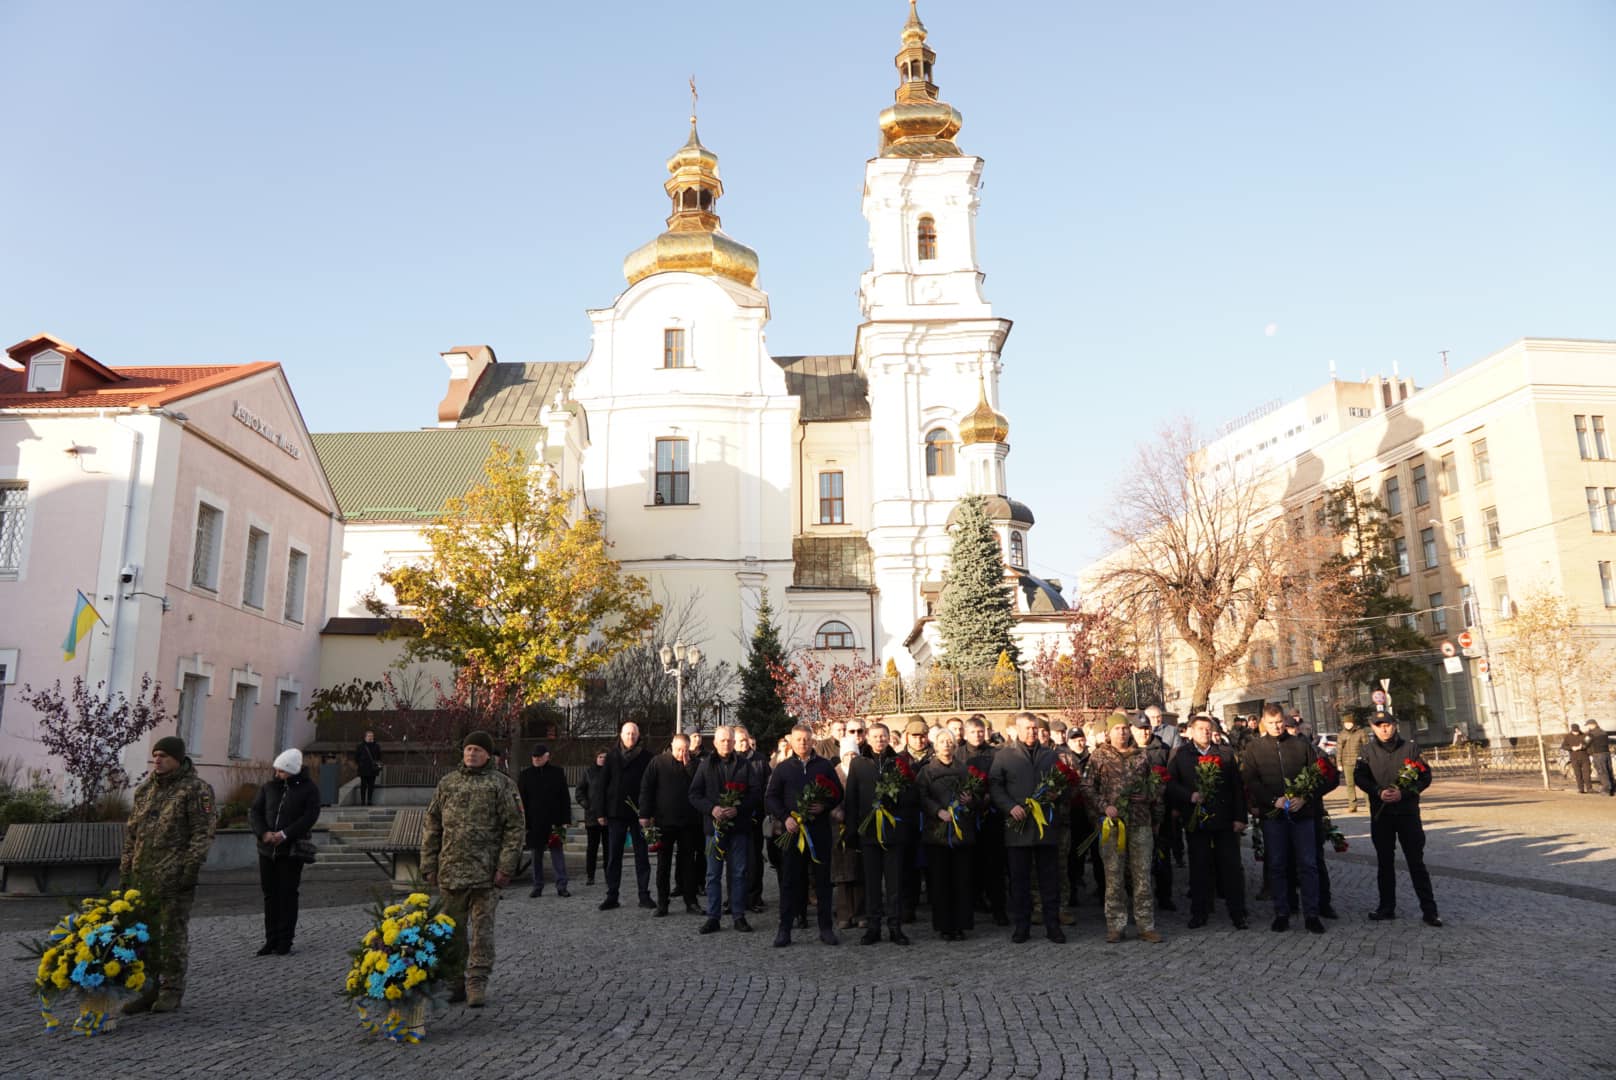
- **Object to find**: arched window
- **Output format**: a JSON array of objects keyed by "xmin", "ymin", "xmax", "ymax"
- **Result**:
[
  {"xmin": 815, "ymin": 620, "xmax": 855, "ymax": 649},
  {"xmin": 1009, "ymin": 531, "xmax": 1025, "ymax": 567},
  {"xmin": 925, "ymin": 428, "xmax": 955, "ymax": 476},
  {"xmin": 917, "ymin": 215, "xmax": 937, "ymax": 261}
]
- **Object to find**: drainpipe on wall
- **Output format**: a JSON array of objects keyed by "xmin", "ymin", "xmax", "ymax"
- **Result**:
[{"xmin": 104, "ymin": 413, "xmax": 145, "ymax": 697}]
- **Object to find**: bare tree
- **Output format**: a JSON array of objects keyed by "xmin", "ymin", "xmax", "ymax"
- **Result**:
[
  {"xmin": 582, "ymin": 587, "xmax": 738, "ymax": 737},
  {"xmin": 1496, "ymin": 587, "xmax": 1597, "ymax": 789}
]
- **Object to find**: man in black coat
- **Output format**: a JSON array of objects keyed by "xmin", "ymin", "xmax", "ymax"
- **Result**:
[
  {"xmin": 842, "ymin": 722, "xmax": 915, "ymax": 945},
  {"xmin": 575, "ymin": 750, "xmax": 607, "ymax": 886},
  {"xmin": 1355, "ymin": 715, "xmax": 1441, "ymax": 926},
  {"xmin": 248, "ymin": 748, "xmax": 322, "ymax": 955},
  {"xmin": 764, "ymin": 724, "xmax": 843, "ymax": 947},
  {"xmin": 991, "ymin": 712, "xmax": 1065, "ymax": 944},
  {"xmin": 640, "ymin": 734, "xmax": 702, "ymax": 916},
  {"xmin": 591, "ymin": 722, "xmax": 654, "ymax": 911},
  {"xmin": 688, "ymin": 725, "xmax": 760, "ymax": 934},
  {"xmin": 354, "ymin": 730, "xmax": 382, "ymax": 806},
  {"xmin": 1239, "ymin": 702, "xmax": 1325, "ymax": 934},
  {"xmin": 964, "ymin": 716, "xmax": 1007, "ymax": 926},
  {"xmin": 518, "ymin": 744, "xmax": 573, "ymax": 898},
  {"xmin": 736, "ymin": 727, "xmax": 770, "ymax": 914},
  {"xmin": 1166, "ymin": 716, "xmax": 1248, "ymax": 929},
  {"xmin": 1586, "ymin": 720, "xmax": 1615, "ymax": 796}
]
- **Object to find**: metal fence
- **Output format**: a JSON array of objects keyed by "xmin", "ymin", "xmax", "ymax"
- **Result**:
[
  {"xmin": 869, "ymin": 671, "xmax": 1069, "ymax": 714},
  {"xmin": 1421, "ymin": 742, "xmax": 1561, "ymax": 783}
]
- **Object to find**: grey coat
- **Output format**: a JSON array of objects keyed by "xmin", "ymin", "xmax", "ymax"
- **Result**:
[{"xmin": 990, "ymin": 739, "xmax": 1059, "ymax": 848}]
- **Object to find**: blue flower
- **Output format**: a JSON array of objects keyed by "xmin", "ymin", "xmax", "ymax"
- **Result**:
[
  {"xmin": 113, "ymin": 946, "xmax": 137, "ymax": 964},
  {"xmin": 81, "ymin": 972, "xmax": 105, "ymax": 989}
]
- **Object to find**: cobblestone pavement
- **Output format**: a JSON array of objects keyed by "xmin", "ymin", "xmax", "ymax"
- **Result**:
[{"xmin": 3, "ymin": 785, "xmax": 1612, "ymax": 1079}]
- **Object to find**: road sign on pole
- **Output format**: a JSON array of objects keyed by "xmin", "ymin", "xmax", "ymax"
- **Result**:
[
  {"xmin": 1371, "ymin": 690, "xmax": 1387, "ymax": 706},
  {"xmin": 1458, "ymin": 631, "xmax": 1474, "ymax": 650},
  {"xmin": 1379, "ymin": 678, "xmax": 1391, "ymax": 692},
  {"xmin": 1441, "ymin": 640, "xmax": 1457, "ymax": 657}
]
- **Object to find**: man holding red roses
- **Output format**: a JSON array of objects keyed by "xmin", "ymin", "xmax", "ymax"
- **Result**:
[
  {"xmin": 1354, "ymin": 714, "xmax": 1441, "ymax": 927},
  {"xmin": 764, "ymin": 725, "xmax": 844, "ymax": 947},
  {"xmin": 844, "ymin": 722, "xmax": 916, "ymax": 945},
  {"xmin": 1166, "ymin": 716, "xmax": 1248, "ymax": 929},
  {"xmin": 688, "ymin": 726, "xmax": 760, "ymax": 934},
  {"xmin": 1240, "ymin": 703, "xmax": 1326, "ymax": 934}
]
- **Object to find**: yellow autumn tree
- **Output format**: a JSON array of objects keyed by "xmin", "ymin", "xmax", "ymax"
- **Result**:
[{"xmin": 378, "ymin": 444, "xmax": 658, "ymax": 703}]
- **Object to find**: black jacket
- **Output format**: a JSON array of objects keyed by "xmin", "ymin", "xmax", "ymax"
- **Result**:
[
  {"xmin": 688, "ymin": 751, "xmax": 761, "ymax": 836},
  {"xmin": 764, "ymin": 752, "xmax": 842, "ymax": 835},
  {"xmin": 917, "ymin": 756, "xmax": 978, "ymax": 847},
  {"xmin": 1240, "ymin": 732, "xmax": 1326, "ymax": 819},
  {"xmin": 248, "ymin": 770, "xmax": 321, "ymax": 859},
  {"xmin": 1166, "ymin": 742, "xmax": 1247, "ymax": 830},
  {"xmin": 354, "ymin": 740, "xmax": 382, "ymax": 777},
  {"xmin": 592, "ymin": 744, "xmax": 652, "ymax": 822},
  {"xmin": 576, "ymin": 763, "xmax": 603, "ymax": 812},
  {"xmin": 843, "ymin": 748, "xmax": 918, "ymax": 845},
  {"xmin": 1354, "ymin": 733, "xmax": 1432, "ymax": 818},
  {"xmin": 517, "ymin": 762, "xmax": 573, "ymax": 848},
  {"xmin": 1586, "ymin": 727, "xmax": 1612, "ymax": 754},
  {"xmin": 638, "ymin": 751, "xmax": 697, "ymax": 829}
]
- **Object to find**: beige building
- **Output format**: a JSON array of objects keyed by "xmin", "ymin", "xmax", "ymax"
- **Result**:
[{"xmin": 1086, "ymin": 337, "xmax": 1616, "ymax": 744}]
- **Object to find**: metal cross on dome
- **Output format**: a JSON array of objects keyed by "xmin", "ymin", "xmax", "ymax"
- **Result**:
[{"xmin": 689, "ymin": 75, "xmax": 698, "ymax": 125}]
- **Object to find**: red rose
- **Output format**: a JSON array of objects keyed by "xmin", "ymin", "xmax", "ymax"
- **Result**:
[
  {"xmin": 968, "ymin": 765, "xmax": 989, "ymax": 782},
  {"xmin": 724, "ymin": 781, "xmax": 748, "ymax": 792},
  {"xmin": 895, "ymin": 757, "xmax": 916, "ymax": 781},
  {"xmin": 1152, "ymin": 766, "xmax": 1171, "ymax": 783},
  {"xmin": 1198, "ymin": 755, "xmax": 1219, "ymax": 766}
]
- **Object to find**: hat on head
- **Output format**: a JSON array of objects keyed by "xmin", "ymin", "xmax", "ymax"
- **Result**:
[
  {"xmin": 531, "ymin": 743, "xmax": 550, "ymax": 758},
  {"xmin": 463, "ymin": 730, "xmax": 495, "ymax": 753},
  {"xmin": 153, "ymin": 735, "xmax": 186, "ymax": 760},
  {"xmin": 1130, "ymin": 713, "xmax": 1151, "ymax": 729},
  {"xmin": 905, "ymin": 717, "xmax": 928, "ymax": 736},
  {"xmin": 273, "ymin": 748, "xmax": 303, "ymax": 774},
  {"xmin": 1106, "ymin": 712, "xmax": 1130, "ymax": 731}
]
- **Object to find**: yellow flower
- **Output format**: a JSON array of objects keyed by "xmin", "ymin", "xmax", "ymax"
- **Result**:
[
  {"xmin": 382, "ymin": 905, "xmax": 402, "ymax": 917},
  {"xmin": 363, "ymin": 929, "xmax": 379, "ymax": 946},
  {"xmin": 384, "ymin": 984, "xmax": 402, "ymax": 1000},
  {"xmin": 345, "ymin": 972, "xmax": 361, "ymax": 992},
  {"xmin": 403, "ymin": 966, "xmax": 427, "ymax": 989},
  {"xmin": 109, "ymin": 900, "xmax": 132, "ymax": 914},
  {"xmin": 122, "ymin": 889, "xmax": 141, "ymax": 902},
  {"xmin": 75, "ymin": 946, "xmax": 92, "ymax": 964},
  {"xmin": 125, "ymin": 972, "xmax": 145, "ymax": 992},
  {"xmin": 405, "ymin": 892, "xmax": 430, "ymax": 907},
  {"xmin": 104, "ymin": 960, "xmax": 122, "ymax": 977},
  {"xmin": 52, "ymin": 972, "xmax": 71, "ymax": 990},
  {"xmin": 434, "ymin": 914, "xmax": 455, "ymax": 928}
]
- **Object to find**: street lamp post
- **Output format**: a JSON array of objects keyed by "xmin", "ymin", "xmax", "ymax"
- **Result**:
[{"xmin": 659, "ymin": 640, "xmax": 704, "ymax": 736}]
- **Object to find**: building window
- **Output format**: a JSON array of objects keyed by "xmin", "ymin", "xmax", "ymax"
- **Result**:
[
  {"xmin": 1411, "ymin": 464, "xmax": 1429, "ymax": 507},
  {"xmin": 1576, "ymin": 415, "xmax": 1591, "ymax": 459},
  {"xmin": 1460, "ymin": 584, "xmax": 1476, "ymax": 627},
  {"xmin": 814, "ymin": 620, "xmax": 855, "ymax": 649},
  {"xmin": 1596, "ymin": 416, "xmax": 1611, "ymax": 459},
  {"xmin": 917, "ymin": 215, "xmax": 937, "ymax": 261},
  {"xmin": 1605, "ymin": 489, "xmax": 1616, "ymax": 533},
  {"xmin": 1385, "ymin": 477, "xmax": 1402, "ymax": 515},
  {"xmin": 192, "ymin": 503, "xmax": 224, "ymax": 590},
  {"xmin": 177, "ymin": 674, "xmax": 207, "ymax": 752},
  {"xmin": 663, "ymin": 328, "xmax": 687, "ymax": 369},
  {"xmin": 1451, "ymin": 517, "xmax": 1468, "ymax": 559},
  {"xmin": 1491, "ymin": 576, "xmax": 1511, "ymax": 620},
  {"xmin": 284, "ymin": 549, "xmax": 308, "ymax": 624},
  {"xmin": 228, "ymin": 684, "xmax": 256, "ymax": 759},
  {"xmin": 1438, "ymin": 452, "xmax": 1458, "ymax": 496},
  {"xmin": 1285, "ymin": 635, "xmax": 1297, "ymax": 666},
  {"xmin": 655, "ymin": 438, "xmax": 690, "ymax": 505},
  {"xmin": 1483, "ymin": 506, "xmax": 1500, "ymax": 550},
  {"xmin": 26, "ymin": 359, "xmax": 63, "ymax": 393},
  {"xmin": 1472, "ymin": 438, "xmax": 1491, "ymax": 483},
  {"xmin": 1266, "ymin": 644, "xmax": 1278, "ymax": 669},
  {"xmin": 242, "ymin": 527, "xmax": 270, "ymax": 609},
  {"xmin": 0, "ymin": 484, "xmax": 26, "ymax": 575},
  {"xmin": 274, "ymin": 690, "xmax": 297, "ymax": 757},
  {"xmin": 818, "ymin": 471, "xmax": 844, "ymax": 524},
  {"xmin": 1009, "ymin": 531, "xmax": 1025, "ymax": 567},
  {"xmin": 1603, "ymin": 562, "xmax": 1616, "ymax": 608},
  {"xmin": 1429, "ymin": 592, "xmax": 1447, "ymax": 634},
  {"xmin": 1590, "ymin": 488, "xmax": 1606, "ymax": 532},
  {"xmin": 924, "ymin": 429, "xmax": 954, "ymax": 477},
  {"xmin": 1420, "ymin": 527, "xmax": 1438, "ymax": 569},
  {"xmin": 1394, "ymin": 536, "xmax": 1410, "ymax": 576}
]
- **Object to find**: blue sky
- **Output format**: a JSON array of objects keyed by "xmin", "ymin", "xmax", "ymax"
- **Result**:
[{"xmin": 4, "ymin": 1, "xmax": 1612, "ymax": 587}]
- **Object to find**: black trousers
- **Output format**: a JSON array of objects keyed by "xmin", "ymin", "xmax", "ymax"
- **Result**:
[
  {"xmin": 777, "ymin": 827, "xmax": 834, "ymax": 933},
  {"xmin": 258, "ymin": 855, "xmax": 305, "ymax": 949},
  {"xmin": 605, "ymin": 819, "xmax": 650, "ymax": 903},
  {"xmin": 656, "ymin": 822, "xmax": 703, "ymax": 907},
  {"xmin": 1153, "ymin": 822, "xmax": 1175, "ymax": 905},
  {"xmin": 1572, "ymin": 756, "xmax": 1591, "ymax": 792},
  {"xmin": 1593, "ymin": 753, "xmax": 1616, "ymax": 795},
  {"xmin": 926, "ymin": 843, "xmax": 973, "ymax": 934},
  {"xmin": 972, "ymin": 814, "xmax": 1007, "ymax": 917},
  {"xmin": 901, "ymin": 823, "xmax": 923, "ymax": 914},
  {"xmin": 746, "ymin": 822, "xmax": 766, "ymax": 907},
  {"xmin": 1371, "ymin": 812, "xmax": 1438, "ymax": 917},
  {"xmin": 358, "ymin": 774, "xmax": 377, "ymax": 805},
  {"xmin": 585, "ymin": 823, "xmax": 607, "ymax": 880},
  {"xmin": 1186, "ymin": 829, "xmax": 1246, "ymax": 921},
  {"xmin": 1006, "ymin": 846, "xmax": 1060, "ymax": 932},
  {"xmin": 859, "ymin": 840, "xmax": 906, "ymax": 927}
]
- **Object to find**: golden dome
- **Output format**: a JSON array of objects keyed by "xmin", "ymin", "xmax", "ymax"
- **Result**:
[
  {"xmin": 879, "ymin": 0, "xmax": 963, "ymax": 158},
  {"xmin": 958, "ymin": 377, "xmax": 1009, "ymax": 445},
  {"xmin": 624, "ymin": 119, "xmax": 759, "ymax": 288}
]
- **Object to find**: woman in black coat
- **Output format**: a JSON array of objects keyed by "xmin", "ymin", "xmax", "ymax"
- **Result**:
[{"xmin": 248, "ymin": 748, "xmax": 321, "ymax": 955}]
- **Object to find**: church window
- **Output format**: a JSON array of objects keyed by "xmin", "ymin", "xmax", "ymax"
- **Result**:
[
  {"xmin": 815, "ymin": 620, "xmax": 855, "ymax": 649},
  {"xmin": 663, "ymin": 329, "xmax": 687, "ymax": 369},
  {"xmin": 818, "ymin": 471, "xmax": 844, "ymax": 524},
  {"xmin": 1009, "ymin": 531, "xmax": 1025, "ymax": 567},
  {"xmin": 917, "ymin": 216, "xmax": 937, "ymax": 261},
  {"xmin": 925, "ymin": 429, "xmax": 954, "ymax": 476},
  {"xmin": 655, "ymin": 438, "xmax": 690, "ymax": 505}
]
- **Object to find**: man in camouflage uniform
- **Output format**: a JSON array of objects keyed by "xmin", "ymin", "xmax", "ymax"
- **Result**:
[
  {"xmin": 1336, "ymin": 716, "xmax": 1370, "ymax": 812},
  {"xmin": 422, "ymin": 730, "xmax": 523, "ymax": 1008},
  {"xmin": 121, "ymin": 735, "xmax": 216, "ymax": 1014}
]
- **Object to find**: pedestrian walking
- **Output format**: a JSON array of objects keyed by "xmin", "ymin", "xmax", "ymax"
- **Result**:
[
  {"xmin": 1336, "ymin": 717, "xmax": 1370, "ymax": 812},
  {"xmin": 248, "ymin": 748, "xmax": 320, "ymax": 956}
]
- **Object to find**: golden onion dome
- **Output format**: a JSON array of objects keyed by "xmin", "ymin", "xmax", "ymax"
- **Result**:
[
  {"xmin": 624, "ymin": 118, "xmax": 759, "ymax": 289},
  {"xmin": 879, "ymin": 0, "xmax": 963, "ymax": 158},
  {"xmin": 958, "ymin": 378, "xmax": 1009, "ymax": 445}
]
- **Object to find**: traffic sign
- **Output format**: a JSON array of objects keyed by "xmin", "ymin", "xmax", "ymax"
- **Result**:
[
  {"xmin": 1440, "ymin": 640, "xmax": 1457, "ymax": 658},
  {"xmin": 1477, "ymin": 658, "xmax": 1490, "ymax": 674},
  {"xmin": 1371, "ymin": 689, "xmax": 1388, "ymax": 706},
  {"xmin": 1458, "ymin": 631, "xmax": 1474, "ymax": 650},
  {"xmin": 1443, "ymin": 656, "xmax": 1464, "ymax": 674},
  {"xmin": 1379, "ymin": 678, "xmax": 1391, "ymax": 691}
]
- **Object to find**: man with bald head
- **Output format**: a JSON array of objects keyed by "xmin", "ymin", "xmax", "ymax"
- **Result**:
[{"xmin": 592, "ymin": 721, "xmax": 654, "ymax": 912}]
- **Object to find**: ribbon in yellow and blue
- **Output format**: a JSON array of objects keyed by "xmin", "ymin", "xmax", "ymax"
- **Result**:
[
  {"xmin": 62, "ymin": 590, "xmax": 105, "ymax": 660},
  {"xmin": 1101, "ymin": 816, "xmax": 1127, "ymax": 853},
  {"xmin": 1021, "ymin": 797, "xmax": 1049, "ymax": 839}
]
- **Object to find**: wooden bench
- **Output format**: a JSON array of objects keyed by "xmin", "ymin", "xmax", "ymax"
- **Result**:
[
  {"xmin": 0, "ymin": 822, "xmax": 125, "ymax": 895},
  {"xmin": 358, "ymin": 807, "xmax": 531, "ymax": 889}
]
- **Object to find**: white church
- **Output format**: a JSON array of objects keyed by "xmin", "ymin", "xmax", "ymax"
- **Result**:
[{"xmin": 318, "ymin": 3, "xmax": 1068, "ymax": 679}]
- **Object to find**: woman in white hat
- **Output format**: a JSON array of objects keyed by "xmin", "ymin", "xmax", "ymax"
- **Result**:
[{"xmin": 247, "ymin": 748, "xmax": 322, "ymax": 955}]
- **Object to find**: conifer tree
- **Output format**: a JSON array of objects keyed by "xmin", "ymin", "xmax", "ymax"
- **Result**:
[
  {"xmin": 737, "ymin": 589, "xmax": 790, "ymax": 745},
  {"xmin": 936, "ymin": 494, "xmax": 1019, "ymax": 670}
]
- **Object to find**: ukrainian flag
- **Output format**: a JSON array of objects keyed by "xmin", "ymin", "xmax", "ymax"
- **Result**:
[{"xmin": 63, "ymin": 590, "xmax": 103, "ymax": 660}]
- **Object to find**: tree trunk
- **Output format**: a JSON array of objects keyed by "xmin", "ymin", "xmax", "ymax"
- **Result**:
[{"xmin": 1535, "ymin": 727, "xmax": 1549, "ymax": 791}]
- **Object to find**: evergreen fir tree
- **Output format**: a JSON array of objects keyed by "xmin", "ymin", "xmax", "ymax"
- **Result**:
[
  {"xmin": 936, "ymin": 494, "xmax": 1019, "ymax": 670},
  {"xmin": 737, "ymin": 589, "xmax": 791, "ymax": 745}
]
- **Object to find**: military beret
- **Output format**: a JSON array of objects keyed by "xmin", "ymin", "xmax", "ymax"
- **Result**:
[{"xmin": 463, "ymin": 730, "xmax": 495, "ymax": 753}]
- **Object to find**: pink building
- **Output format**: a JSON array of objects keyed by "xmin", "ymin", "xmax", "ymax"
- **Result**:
[{"xmin": 0, "ymin": 334, "xmax": 340, "ymax": 795}]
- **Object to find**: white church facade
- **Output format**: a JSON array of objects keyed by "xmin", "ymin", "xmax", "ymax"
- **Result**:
[{"xmin": 322, "ymin": 4, "xmax": 1068, "ymax": 677}]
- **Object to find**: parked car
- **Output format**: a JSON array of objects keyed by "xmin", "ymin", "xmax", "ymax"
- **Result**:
[{"xmin": 1316, "ymin": 733, "xmax": 1338, "ymax": 758}]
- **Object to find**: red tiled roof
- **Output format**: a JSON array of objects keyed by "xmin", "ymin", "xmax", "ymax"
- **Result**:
[{"xmin": 0, "ymin": 362, "xmax": 278, "ymax": 410}]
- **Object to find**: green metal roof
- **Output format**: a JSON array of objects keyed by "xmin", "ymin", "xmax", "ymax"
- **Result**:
[{"xmin": 310, "ymin": 428, "xmax": 544, "ymax": 521}]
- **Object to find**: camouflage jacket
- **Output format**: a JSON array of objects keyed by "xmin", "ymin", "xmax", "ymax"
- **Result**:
[
  {"xmin": 120, "ymin": 758, "xmax": 217, "ymax": 894},
  {"xmin": 1082, "ymin": 742, "xmax": 1164, "ymax": 829},
  {"xmin": 422, "ymin": 762, "xmax": 523, "ymax": 890}
]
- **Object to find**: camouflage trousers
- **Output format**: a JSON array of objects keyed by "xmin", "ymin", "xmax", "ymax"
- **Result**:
[
  {"xmin": 1099, "ymin": 824, "xmax": 1155, "ymax": 933},
  {"xmin": 154, "ymin": 890, "xmax": 196, "ymax": 994},
  {"xmin": 441, "ymin": 886, "xmax": 499, "ymax": 983}
]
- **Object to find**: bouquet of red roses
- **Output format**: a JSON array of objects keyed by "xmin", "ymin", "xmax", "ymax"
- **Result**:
[
  {"xmin": 942, "ymin": 764, "xmax": 990, "ymax": 847},
  {"xmin": 776, "ymin": 775, "xmax": 840, "ymax": 863},
  {"xmin": 1011, "ymin": 757, "xmax": 1082, "ymax": 839},
  {"xmin": 860, "ymin": 755, "xmax": 915, "ymax": 848},
  {"xmin": 1268, "ymin": 759, "xmax": 1327, "ymax": 819},
  {"xmin": 1374, "ymin": 756, "xmax": 1428, "ymax": 820},
  {"xmin": 546, "ymin": 826, "xmax": 565, "ymax": 851},
  {"xmin": 1191, "ymin": 754, "xmax": 1223, "ymax": 831},
  {"xmin": 627, "ymin": 799, "xmax": 664, "ymax": 853},
  {"xmin": 707, "ymin": 781, "xmax": 749, "ymax": 861}
]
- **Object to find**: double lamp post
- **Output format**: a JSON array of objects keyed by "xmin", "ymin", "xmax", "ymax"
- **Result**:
[{"xmin": 659, "ymin": 640, "xmax": 703, "ymax": 735}]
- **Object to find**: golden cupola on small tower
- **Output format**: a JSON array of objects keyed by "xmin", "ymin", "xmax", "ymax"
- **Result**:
[
  {"xmin": 877, "ymin": 0, "xmax": 964, "ymax": 158},
  {"xmin": 958, "ymin": 377, "xmax": 1009, "ymax": 446},
  {"xmin": 623, "ymin": 89, "xmax": 759, "ymax": 289}
]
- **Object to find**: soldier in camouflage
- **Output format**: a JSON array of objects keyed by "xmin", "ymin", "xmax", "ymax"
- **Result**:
[
  {"xmin": 422, "ymin": 730, "xmax": 523, "ymax": 1008},
  {"xmin": 120, "ymin": 735, "xmax": 217, "ymax": 1015}
]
